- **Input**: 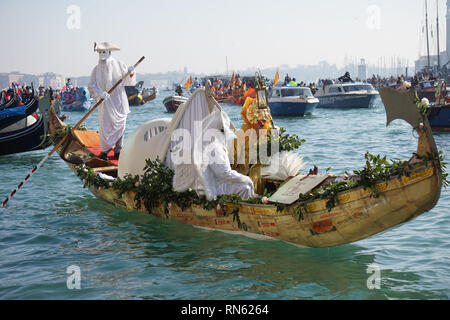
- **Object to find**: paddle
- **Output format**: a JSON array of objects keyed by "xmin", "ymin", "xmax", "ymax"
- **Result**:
[{"xmin": 1, "ymin": 56, "xmax": 146, "ymax": 208}]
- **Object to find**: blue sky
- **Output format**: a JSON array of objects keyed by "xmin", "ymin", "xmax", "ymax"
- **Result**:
[{"xmin": 0, "ymin": 0, "xmax": 445, "ymax": 76}]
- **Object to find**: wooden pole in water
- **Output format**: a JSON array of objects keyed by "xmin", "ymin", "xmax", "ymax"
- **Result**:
[{"xmin": 0, "ymin": 56, "xmax": 146, "ymax": 208}]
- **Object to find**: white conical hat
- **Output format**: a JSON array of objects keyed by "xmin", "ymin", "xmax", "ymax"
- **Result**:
[{"xmin": 94, "ymin": 42, "xmax": 120, "ymax": 52}]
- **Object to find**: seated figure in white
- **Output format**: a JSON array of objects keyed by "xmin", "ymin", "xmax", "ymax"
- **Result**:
[{"xmin": 173, "ymin": 108, "xmax": 255, "ymax": 200}]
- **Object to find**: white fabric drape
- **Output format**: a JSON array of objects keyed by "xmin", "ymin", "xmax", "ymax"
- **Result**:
[
  {"xmin": 172, "ymin": 107, "xmax": 255, "ymax": 200},
  {"xmin": 88, "ymin": 57, "xmax": 135, "ymax": 152}
]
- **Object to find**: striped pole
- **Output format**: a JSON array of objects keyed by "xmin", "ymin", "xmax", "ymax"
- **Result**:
[
  {"xmin": 1, "ymin": 155, "xmax": 49, "ymax": 208},
  {"xmin": 1, "ymin": 56, "xmax": 145, "ymax": 208}
]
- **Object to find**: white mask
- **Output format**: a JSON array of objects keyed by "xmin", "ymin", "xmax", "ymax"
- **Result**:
[{"xmin": 99, "ymin": 51, "xmax": 111, "ymax": 61}]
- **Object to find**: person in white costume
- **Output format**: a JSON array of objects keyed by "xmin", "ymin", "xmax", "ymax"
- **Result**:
[
  {"xmin": 173, "ymin": 108, "xmax": 255, "ymax": 200},
  {"xmin": 88, "ymin": 42, "xmax": 135, "ymax": 160}
]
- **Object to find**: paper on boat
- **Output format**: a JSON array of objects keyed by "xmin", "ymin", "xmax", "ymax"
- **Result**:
[{"xmin": 269, "ymin": 174, "xmax": 328, "ymax": 205}]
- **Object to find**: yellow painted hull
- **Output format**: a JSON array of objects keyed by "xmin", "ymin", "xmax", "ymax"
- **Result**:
[{"xmin": 48, "ymin": 105, "xmax": 442, "ymax": 248}]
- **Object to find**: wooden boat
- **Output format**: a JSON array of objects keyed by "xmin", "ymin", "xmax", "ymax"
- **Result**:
[
  {"xmin": 125, "ymin": 81, "xmax": 145, "ymax": 106},
  {"xmin": 0, "ymin": 95, "xmax": 39, "ymax": 130},
  {"xmin": 426, "ymin": 104, "xmax": 450, "ymax": 132},
  {"xmin": 142, "ymin": 87, "xmax": 157, "ymax": 103},
  {"xmin": 60, "ymin": 87, "xmax": 91, "ymax": 112},
  {"xmin": 416, "ymin": 80, "xmax": 438, "ymax": 103},
  {"xmin": 0, "ymin": 96, "xmax": 52, "ymax": 156},
  {"xmin": 0, "ymin": 95, "xmax": 17, "ymax": 111},
  {"xmin": 163, "ymin": 95, "xmax": 188, "ymax": 112},
  {"xmin": 47, "ymin": 87, "xmax": 443, "ymax": 248}
]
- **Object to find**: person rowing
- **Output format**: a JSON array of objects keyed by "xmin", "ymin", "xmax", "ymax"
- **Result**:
[{"xmin": 88, "ymin": 42, "xmax": 136, "ymax": 161}]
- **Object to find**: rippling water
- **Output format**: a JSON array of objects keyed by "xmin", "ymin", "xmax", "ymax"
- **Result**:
[{"xmin": 0, "ymin": 91, "xmax": 449, "ymax": 300}]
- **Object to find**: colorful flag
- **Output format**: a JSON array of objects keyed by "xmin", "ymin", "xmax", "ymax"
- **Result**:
[
  {"xmin": 274, "ymin": 70, "xmax": 279, "ymax": 86},
  {"xmin": 184, "ymin": 76, "xmax": 192, "ymax": 89},
  {"xmin": 231, "ymin": 72, "xmax": 235, "ymax": 90}
]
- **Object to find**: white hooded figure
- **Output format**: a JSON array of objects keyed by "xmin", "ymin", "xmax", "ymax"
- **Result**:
[
  {"xmin": 173, "ymin": 108, "xmax": 255, "ymax": 200},
  {"xmin": 88, "ymin": 42, "xmax": 135, "ymax": 160}
]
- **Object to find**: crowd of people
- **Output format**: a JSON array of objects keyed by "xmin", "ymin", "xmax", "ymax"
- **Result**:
[{"xmin": 0, "ymin": 83, "xmax": 34, "ymax": 107}]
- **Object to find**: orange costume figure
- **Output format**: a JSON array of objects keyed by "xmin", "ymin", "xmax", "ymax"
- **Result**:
[
  {"xmin": 243, "ymin": 86, "xmax": 257, "ymax": 100},
  {"xmin": 233, "ymin": 96, "xmax": 273, "ymax": 193}
]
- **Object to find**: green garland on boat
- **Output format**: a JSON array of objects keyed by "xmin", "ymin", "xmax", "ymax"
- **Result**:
[{"xmin": 75, "ymin": 150, "xmax": 447, "ymax": 225}]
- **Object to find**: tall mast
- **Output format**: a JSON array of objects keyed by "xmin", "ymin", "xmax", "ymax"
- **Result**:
[
  {"xmin": 437, "ymin": 0, "xmax": 441, "ymax": 68},
  {"xmin": 426, "ymin": 0, "xmax": 431, "ymax": 69}
]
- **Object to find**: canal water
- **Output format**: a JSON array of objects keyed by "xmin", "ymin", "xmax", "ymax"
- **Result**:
[{"xmin": 0, "ymin": 91, "xmax": 449, "ymax": 299}]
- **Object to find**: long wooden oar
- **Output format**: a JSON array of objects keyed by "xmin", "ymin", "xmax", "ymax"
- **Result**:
[{"xmin": 1, "ymin": 56, "xmax": 146, "ymax": 208}]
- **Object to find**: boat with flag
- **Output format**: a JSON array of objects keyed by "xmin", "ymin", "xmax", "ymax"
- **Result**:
[{"xmin": 46, "ymin": 83, "xmax": 443, "ymax": 248}]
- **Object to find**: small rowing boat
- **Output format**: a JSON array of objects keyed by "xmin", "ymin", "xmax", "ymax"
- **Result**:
[{"xmin": 163, "ymin": 95, "xmax": 188, "ymax": 112}]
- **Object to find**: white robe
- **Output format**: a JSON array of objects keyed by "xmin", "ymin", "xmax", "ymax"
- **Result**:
[
  {"xmin": 201, "ymin": 141, "xmax": 255, "ymax": 200},
  {"xmin": 172, "ymin": 108, "xmax": 255, "ymax": 200},
  {"xmin": 88, "ymin": 57, "xmax": 133, "ymax": 152}
]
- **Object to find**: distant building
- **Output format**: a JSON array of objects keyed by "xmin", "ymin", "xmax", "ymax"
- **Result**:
[
  {"xmin": 358, "ymin": 59, "xmax": 368, "ymax": 81},
  {"xmin": 0, "ymin": 73, "xmax": 24, "ymax": 89},
  {"xmin": 415, "ymin": 53, "xmax": 448, "ymax": 71},
  {"xmin": 39, "ymin": 73, "xmax": 65, "ymax": 89}
]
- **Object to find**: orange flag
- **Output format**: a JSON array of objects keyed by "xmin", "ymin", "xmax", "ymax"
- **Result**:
[
  {"xmin": 231, "ymin": 72, "xmax": 235, "ymax": 90},
  {"xmin": 184, "ymin": 76, "xmax": 192, "ymax": 89},
  {"xmin": 274, "ymin": 70, "xmax": 279, "ymax": 86}
]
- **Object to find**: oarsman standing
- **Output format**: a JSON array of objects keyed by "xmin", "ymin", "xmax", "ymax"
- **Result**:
[{"xmin": 88, "ymin": 42, "xmax": 135, "ymax": 161}]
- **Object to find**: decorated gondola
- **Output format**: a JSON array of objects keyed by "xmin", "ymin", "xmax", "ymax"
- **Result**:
[{"xmin": 46, "ymin": 85, "xmax": 444, "ymax": 248}]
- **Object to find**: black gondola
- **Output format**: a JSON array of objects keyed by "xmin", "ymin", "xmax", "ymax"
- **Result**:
[
  {"xmin": 0, "ymin": 95, "xmax": 39, "ymax": 130},
  {"xmin": 0, "ymin": 116, "xmax": 46, "ymax": 156},
  {"xmin": 125, "ymin": 81, "xmax": 145, "ymax": 106},
  {"xmin": 0, "ymin": 96, "xmax": 53, "ymax": 156},
  {"xmin": 0, "ymin": 93, "xmax": 17, "ymax": 111}
]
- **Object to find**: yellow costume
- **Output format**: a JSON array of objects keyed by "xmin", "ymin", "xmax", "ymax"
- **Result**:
[{"xmin": 233, "ymin": 97, "xmax": 273, "ymax": 194}]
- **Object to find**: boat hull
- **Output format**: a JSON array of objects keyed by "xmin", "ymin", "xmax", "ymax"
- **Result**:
[
  {"xmin": 0, "ymin": 117, "xmax": 46, "ymax": 156},
  {"xmin": 47, "ymin": 103, "xmax": 442, "ymax": 248},
  {"xmin": 60, "ymin": 101, "xmax": 91, "ymax": 112},
  {"xmin": 269, "ymin": 101, "xmax": 319, "ymax": 117},
  {"xmin": 163, "ymin": 96, "xmax": 188, "ymax": 112},
  {"xmin": 317, "ymin": 93, "xmax": 379, "ymax": 108},
  {"xmin": 417, "ymin": 89, "xmax": 436, "ymax": 103},
  {"xmin": 88, "ymin": 168, "xmax": 440, "ymax": 248},
  {"xmin": 427, "ymin": 104, "xmax": 450, "ymax": 132}
]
